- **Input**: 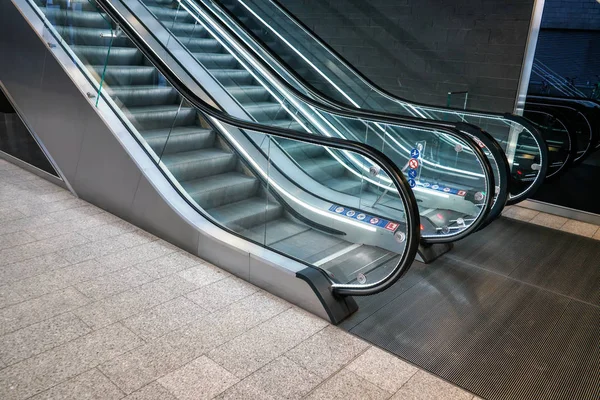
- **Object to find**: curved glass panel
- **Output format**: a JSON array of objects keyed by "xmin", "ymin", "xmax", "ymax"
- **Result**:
[
  {"xmin": 27, "ymin": 0, "xmax": 421, "ymax": 295},
  {"xmin": 127, "ymin": 0, "xmax": 496, "ymax": 241},
  {"xmin": 207, "ymin": 0, "xmax": 546, "ymax": 202}
]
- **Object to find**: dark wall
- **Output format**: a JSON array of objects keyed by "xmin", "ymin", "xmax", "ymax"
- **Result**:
[
  {"xmin": 278, "ymin": 0, "xmax": 535, "ymax": 113},
  {"xmin": 541, "ymin": 0, "xmax": 600, "ymax": 30}
]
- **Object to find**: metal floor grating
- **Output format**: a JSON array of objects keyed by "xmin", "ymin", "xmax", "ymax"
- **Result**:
[{"xmin": 341, "ymin": 218, "xmax": 600, "ymax": 400}]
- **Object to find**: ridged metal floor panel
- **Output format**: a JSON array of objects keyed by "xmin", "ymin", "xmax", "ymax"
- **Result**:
[{"xmin": 341, "ymin": 218, "xmax": 600, "ymax": 400}]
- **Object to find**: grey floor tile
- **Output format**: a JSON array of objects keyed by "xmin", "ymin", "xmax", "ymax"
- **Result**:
[
  {"xmin": 47, "ymin": 205, "xmax": 104, "ymax": 222},
  {"xmin": 216, "ymin": 383, "xmax": 277, "ymax": 400},
  {"xmin": 99, "ymin": 292, "xmax": 289, "ymax": 394},
  {"xmin": 158, "ymin": 356, "xmax": 239, "ymax": 400},
  {"xmin": 0, "ymin": 214, "xmax": 57, "ymax": 236},
  {"xmin": 0, "ymin": 232, "xmax": 89, "ymax": 266},
  {"xmin": 78, "ymin": 220, "xmax": 137, "ymax": 241},
  {"xmin": 25, "ymin": 217, "xmax": 106, "ymax": 241},
  {"xmin": 39, "ymin": 191, "xmax": 76, "ymax": 203},
  {"xmin": 57, "ymin": 236, "xmax": 130, "ymax": 264},
  {"xmin": 97, "ymin": 241, "xmax": 178, "ymax": 271},
  {"xmin": 0, "ymin": 208, "xmax": 25, "ymax": 223},
  {"xmin": 305, "ymin": 369, "xmax": 391, "ymax": 400},
  {"xmin": 73, "ymin": 275, "xmax": 191, "ymax": 330},
  {"xmin": 123, "ymin": 382, "xmax": 177, "ymax": 400},
  {"xmin": 0, "ymin": 313, "xmax": 91, "ymax": 365},
  {"xmin": 208, "ymin": 307, "xmax": 327, "ymax": 378},
  {"xmin": 285, "ymin": 325, "xmax": 369, "ymax": 379},
  {"xmin": 346, "ymin": 346, "xmax": 417, "ymax": 393},
  {"xmin": 0, "ymin": 323, "xmax": 142, "ymax": 400},
  {"xmin": 122, "ymin": 296, "xmax": 207, "ymax": 341},
  {"xmin": 15, "ymin": 199, "xmax": 88, "ymax": 218},
  {"xmin": 231, "ymin": 356, "xmax": 322, "ymax": 399},
  {"xmin": 390, "ymin": 370, "xmax": 473, "ymax": 400},
  {"xmin": 0, "ymin": 286, "xmax": 24, "ymax": 309},
  {"xmin": 186, "ymin": 276, "xmax": 258, "ymax": 312},
  {"xmin": 0, "ymin": 253, "xmax": 71, "ymax": 284},
  {"xmin": 135, "ymin": 251, "xmax": 203, "ymax": 279},
  {"xmin": 75, "ymin": 267, "xmax": 154, "ymax": 301},
  {"xmin": 9, "ymin": 259, "xmax": 107, "ymax": 300},
  {"xmin": 176, "ymin": 263, "xmax": 230, "ymax": 287},
  {"xmin": 0, "ymin": 231, "xmax": 36, "ymax": 251},
  {"xmin": 0, "ymin": 288, "xmax": 90, "ymax": 336},
  {"xmin": 29, "ymin": 368, "xmax": 125, "ymax": 400},
  {"xmin": 530, "ymin": 213, "xmax": 568, "ymax": 230},
  {"xmin": 114, "ymin": 230, "xmax": 158, "ymax": 249}
]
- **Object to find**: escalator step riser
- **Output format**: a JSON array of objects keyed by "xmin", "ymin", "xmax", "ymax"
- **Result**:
[
  {"xmin": 214, "ymin": 203, "xmax": 284, "ymax": 231},
  {"xmin": 36, "ymin": 0, "xmax": 100, "ymax": 13},
  {"xmin": 143, "ymin": 130, "xmax": 215, "ymax": 154},
  {"xmin": 94, "ymin": 67, "xmax": 158, "ymax": 86},
  {"xmin": 146, "ymin": 7, "xmax": 197, "ymax": 24},
  {"xmin": 226, "ymin": 86, "xmax": 272, "ymax": 103},
  {"xmin": 41, "ymin": 8, "xmax": 112, "ymax": 29},
  {"xmin": 209, "ymin": 70, "xmax": 256, "ymax": 86},
  {"xmin": 165, "ymin": 22, "xmax": 210, "ymax": 38},
  {"xmin": 300, "ymin": 159, "xmax": 347, "ymax": 182},
  {"xmin": 165, "ymin": 153, "xmax": 238, "ymax": 182},
  {"xmin": 109, "ymin": 87, "xmax": 180, "ymax": 107},
  {"xmin": 125, "ymin": 108, "xmax": 198, "ymax": 130},
  {"xmin": 192, "ymin": 179, "xmax": 260, "ymax": 209},
  {"xmin": 73, "ymin": 46, "xmax": 145, "ymax": 66},
  {"xmin": 194, "ymin": 54, "xmax": 239, "ymax": 69},
  {"xmin": 53, "ymin": 26, "xmax": 132, "ymax": 47},
  {"xmin": 278, "ymin": 140, "xmax": 326, "ymax": 161}
]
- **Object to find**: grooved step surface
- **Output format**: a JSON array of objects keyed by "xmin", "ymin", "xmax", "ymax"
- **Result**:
[{"xmin": 341, "ymin": 217, "xmax": 600, "ymax": 400}]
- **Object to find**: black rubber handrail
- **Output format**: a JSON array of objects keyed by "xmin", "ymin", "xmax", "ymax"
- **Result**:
[
  {"xmin": 210, "ymin": 0, "xmax": 548, "ymax": 202},
  {"xmin": 123, "ymin": 0, "xmax": 497, "ymax": 241},
  {"xmin": 92, "ymin": 0, "xmax": 424, "ymax": 296}
]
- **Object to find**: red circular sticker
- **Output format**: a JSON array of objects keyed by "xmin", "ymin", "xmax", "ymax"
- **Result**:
[{"xmin": 408, "ymin": 159, "xmax": 419, "ymax": 169}]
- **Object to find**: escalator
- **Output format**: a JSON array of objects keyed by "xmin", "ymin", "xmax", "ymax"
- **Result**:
[
  {"xmin": 73, "ymin": 0, "xmax": 499, "ymax": 242},
  {"xmin": 196, "ymin": 0, "xmax": 547, "ymax": 205},
  {"xmin": 2, "ymin": 0, "xmax": 495, "ymax": 321}
]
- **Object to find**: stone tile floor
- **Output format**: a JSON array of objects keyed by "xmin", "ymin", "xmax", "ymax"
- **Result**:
[{"xmin": 4, "ymin": 159, "xmax": 597, "ymax": 400}]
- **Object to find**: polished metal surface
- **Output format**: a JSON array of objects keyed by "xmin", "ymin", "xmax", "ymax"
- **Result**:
[
  {"xmin": 342, "ymin": 217, "xmax": 600, "ymax": 400},
  {"xmin": 514, "ymin": 0, "xmax": 545, "ymax": 115},
  {"xmin": 1, "ymin": 0, "xmax": 334, "ymax": 321}
]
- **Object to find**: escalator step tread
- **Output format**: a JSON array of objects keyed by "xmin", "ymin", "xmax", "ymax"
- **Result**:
[{"xmin": 182, "ymin": 171, "xmax": 256, "ymax": 196}]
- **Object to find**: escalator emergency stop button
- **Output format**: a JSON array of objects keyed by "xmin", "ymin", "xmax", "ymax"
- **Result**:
[{"xmin": 385, "ymin": 221, "xmax": 399, "ymax": 231}]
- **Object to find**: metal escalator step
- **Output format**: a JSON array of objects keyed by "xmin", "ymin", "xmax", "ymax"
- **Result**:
[
  {"xmin": 270, "ymin": 229, "xmax": 348, "ymax": 263},
  {"xmin": 208, "ymin": 198, "xmax": 283, "ymax": 231},
  {"xmin": 297, "ymin": 157, "xmax": 347, "ymax": 182},
  {"xmin": 52, "ymin": 26, "xmax": 130, "ymax": 47},
  {"xmin": 71, "ymin": 45, "xmax": 144, "ymax": 66},
  {"xmin": 92, "ymin": 65, "xmax": 158, "ymax": 86},
  {"xmin": 167, "ymin": 23, "xmax": 209, "ymax": 38},
  {"xmin": 145, "ymin": 5, "xmax": 196, "ymax": 23},
  {"xmin": 39, "ymin": 7, "xmax": 112, "ymax": 29},
  {"xmin": 226, "ymin": 85, "xmax": 272, "ymax": 102},
  {"xmin": 107, "ymin": 85, "xmax": 180, "ymax": 107},
  {"xmin": 162, "ymin": 148, "xmax": 238, "ymax": 182},
  {"xmin": 141, "ymin": 127, "xmax": 214, "ymax": 154},
  {"xmin": 194, "ymin": 53, "xmax": 239, "ymax": 69},
  {"xmin": 323, "ymin": 176, "xmax": 365, "ymax": 195},
  {"xmin": 208, "ymin": 69, "xmax": 255, "ymax": 85},
  {"xmin": 277, "ymin": 139, "xmax": 325, "ymax": 160},
  {"xmin": 182, "ymin": 172, "xmax": 259, "ymax": 209},
  {"xmin": 124, "ymin": 105, "xmax": 198, "ymax": 130},
  {"xmin": 35, "ymin": 0, "xmax": 98, "ymax": 11},
  {"xmin": 245, "ymin": 219, "xmax": 311, "ymax": 246},
  {"xmin": 241, "ymin": 102, "xmax": 286, "ymax": 122}
]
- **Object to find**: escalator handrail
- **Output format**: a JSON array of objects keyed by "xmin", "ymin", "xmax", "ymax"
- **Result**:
[
  {"xmin": 122, "ymin": 0, "xmax": 497, "ymax": 241},
  {"xmin": 92, "ymin": 0, "xmax": 422, "ymax": 296}
]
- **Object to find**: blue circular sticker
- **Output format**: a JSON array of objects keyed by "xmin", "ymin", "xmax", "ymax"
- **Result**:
[
  {"xmin": 408, "ymin": 169, "xmax": 417, "ymax": 178},
  {"xmin": 408, "ymin": 178, "xmax": 416, "ymax": 188},
  {"xmin": 411, "ymin": 149, "xmax": 420, "ymax": 159}
]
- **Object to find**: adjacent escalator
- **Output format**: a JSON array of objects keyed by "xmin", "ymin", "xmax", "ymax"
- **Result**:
[{"xmin": 207, "ymin": 0, "xmax": 547, "ymax": 204}]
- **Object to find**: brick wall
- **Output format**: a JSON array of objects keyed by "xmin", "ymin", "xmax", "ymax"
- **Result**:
[
  {"xmin": 278, "ymin": 0, "xmax": 535, "ymax": 113},
  {"xmin": 541, "ymin": 0, "xmax": 600, "ymax": 30}
]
